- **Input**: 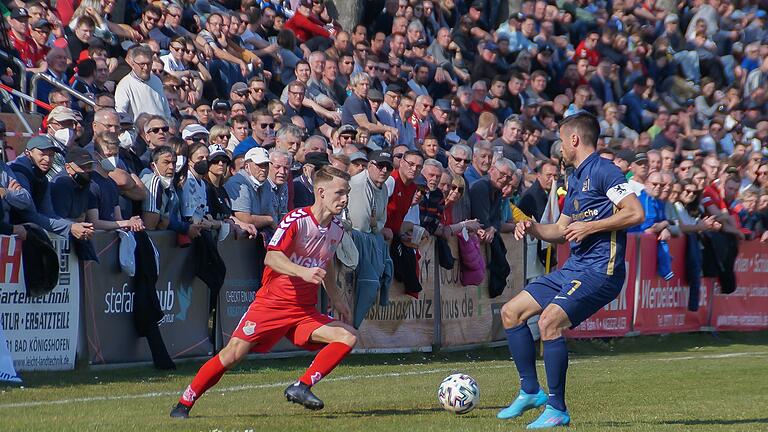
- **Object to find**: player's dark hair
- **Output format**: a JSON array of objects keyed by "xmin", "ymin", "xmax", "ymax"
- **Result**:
[
  {"xmin": 314, "ymin": 165, "xmax": 351, "ymax": 186},
  {"xmin": 559, "ymin": 112, "xmax": 600, "ymax": 148}
]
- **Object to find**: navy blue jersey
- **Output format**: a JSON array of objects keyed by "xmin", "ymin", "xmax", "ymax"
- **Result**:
[{"xmin": 562, "ymin": 152, "xmax": 634, "ymax": 276}]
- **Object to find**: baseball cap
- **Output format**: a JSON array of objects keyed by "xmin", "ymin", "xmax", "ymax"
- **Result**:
[
  {"xmin": 304, "ymin": 151, "xmax": 330, "ymax": 167},
  {"xmin": 208, "ymin": 144, "xmax": 230, "ymax": 161},
  {"xmin": 10, "ymin": 8, "xmax": 30, "ymax": 19},
  {"xmin": 349, "ymin": 151, "xmax": 368, "ymax": 163},
  {"xmin": 338, "ymin": 124, "xmax": 357, "ymax": 136},
  {"xmin": 66, "ymin": 147, "xmax": 95, "ymax": 167},
  {"xmin": 244, "ymin": 147, "xmax": 270, "ymax": 164},
  {"xmin": 664, "ymin": 14, "xmax": 679, "ymax": 24},
  {"xmin": 385, "ymin": 84, "xmax": 403, "ymax": 95},
  {"xmin": 230, "ymin": 82, "xmax": 248, "ymax": 95},
  {"xmin": 631, "ymin": 152, "xmax": 648, "ymax": 164},
  {"xmin": 368, "ymin": 150, "xmax": 393, "ymax": 167},
  {"xmin": 26, "ymin": 135, "xmax": 57, "ymax": 151},
  {"xmin": 212, "ymin": 98, "xmax": 230, "ymax": 112},
  {"xmin": 182, "ymin": 124, "xmax": 210, "ymax": 140},
  {"xmin": 434, "ymin": 99, "xmax": 451, "ymax": 111},
  {"xmin": 31, "ymin": 19, "xmax": 53, "ymax": 30},
  {"xmin": 484, "ymin": 42, "xmax": 498, "ymax": 52},
  {"xmin": 470, "ymin": 0, "xmax": 483, "ymax": 10},
  {"xmin": 47, "ymin": 106, "xmax": 78, "ymax": 123},
  {"xmin": 367, "ymin": 88, "xmax": 384, "ymax": 102}
]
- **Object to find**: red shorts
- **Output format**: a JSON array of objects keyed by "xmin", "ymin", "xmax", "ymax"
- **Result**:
[{"xmin": 231, "ymin": 298, "xmax": 334, "ymax": 353}]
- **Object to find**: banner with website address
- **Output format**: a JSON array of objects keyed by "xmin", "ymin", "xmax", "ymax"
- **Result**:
[
  {"xmin": 0, "ymin": 235, "xmax": 80, "ymax": 371},
  {"xmin": 438, "ymin": 233, "xmax": 524, "ymax": 347},
  {"xmin": 710, "ymin": 240, "xmax": 768, "ymax": 331},
  {"xmin": 82, "ymin": 232, "xmax": 213, "ymax": 365},
  {"xmin": 633, "ymin": 235, "xmax": 709, "ymax": 335}
]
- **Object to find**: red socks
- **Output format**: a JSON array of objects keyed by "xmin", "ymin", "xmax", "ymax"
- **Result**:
[
  {"xmin": 299, "ymin": 342, "xmax": 353, "ymax": 386},
  {"xmin": 179, "ymin": 355, "xmax": 228, "ymax": 407}
]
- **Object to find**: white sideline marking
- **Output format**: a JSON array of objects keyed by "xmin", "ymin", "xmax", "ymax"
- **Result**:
[{"xmin": 0, "ymin": 351, "xmax": 765, "ymax": 410}]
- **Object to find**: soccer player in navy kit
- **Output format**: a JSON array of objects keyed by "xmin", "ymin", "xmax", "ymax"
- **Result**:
[{"xmin": 497, "ymin": 113, "xmax": 645, "ymax": 428}]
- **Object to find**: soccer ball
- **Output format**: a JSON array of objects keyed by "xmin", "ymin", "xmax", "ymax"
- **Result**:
[{"xmin": 437, "ymin": 373, "xmax": 480, "ymax": 414}]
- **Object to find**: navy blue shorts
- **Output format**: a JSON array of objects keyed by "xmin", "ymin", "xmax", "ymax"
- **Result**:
[{"xmin": 524, "ymin": 268, "xmax": 624, "ymax": 328}]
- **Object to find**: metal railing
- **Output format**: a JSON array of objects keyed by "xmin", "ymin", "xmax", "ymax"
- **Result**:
[
  {"xmin": 0, "ymin": 50, "xmax": 27, "ymax": 97},
  {"xmin": 0, "ymin": 88, "xmax": 33, "ymax": 134},
  {"xmin": 29, "ymin": 72, "xmax": 95, "ymax": 112}
]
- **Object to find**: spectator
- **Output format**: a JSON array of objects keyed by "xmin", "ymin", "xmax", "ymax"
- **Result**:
[
  {"xmin": 620, "ymin": 77, "xmax": 659, "ymax": 133},
  {"xmin": 267, "ymin": 149, "xmax": 292, "ymax": 222},
  {"xmin": 45, "ymin": 106, "xmax": 80, "ymax": 179},
  {"xmin": 629, "ymin": 171, "xmax": 672, "ymax": 238},
  {"xmin": 85, "ymin": 133, "xmax": 144, "ymax": 232},
  {"xmin": 10, "ymin": 136, "xmax": 94, "ymax": 240},
  {"xmin": 518, "ymin": 161, "xmax": 558, "ymax": 221},
  {"xmin": 342, "ymin": 72, "xmax": 398, "ymax": 141},
  {"xmin": 599, "ymin": 102, "xmax": 639, "ymax": 141},
  {"xmin": 225, "ymin": 147, "xmax": 277, "ymax": 239},
  {"xmin": 50, "ymin": 147, "xmax": 94, "ymax": 222},
  {"xmin": 627, "ymin": 152, "xmax": 649, "ymax": 195},
  {"xmin": 294, "ymin": 151, "xmax": 330, "ymax": 208},
  {"xmin": 349, "ymin": 152, "xmax": 369, "ymax": 176},
  {"xmin": 493, "ymin": 115, "xmax": 524, "ymax": 168},
  {"xmin": 348, "ymin": 150, "xmax": 393, "ymax": 239},
  {"xmin": 284, "ymin": 81, "xmax": 334, "ymax": 138},
  {"xmin": 141, "ymin": 146, "xmax": 202, "ymax": 239},
  {"xmin": 470, "ymin": 157, "xmax": 516, "ymax": 243},
  {"xmin": 115, "ymin": 45, "xmax": 172, "ymax": 121},
  {"xmin": 464, "ymin": 140, "xmax": 493, "ymax": 185}
]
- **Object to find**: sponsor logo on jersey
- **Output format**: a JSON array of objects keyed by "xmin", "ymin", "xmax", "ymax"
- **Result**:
[{"xmin": 289, "ymin": 253, "xmax": 328, "ymax": 268}]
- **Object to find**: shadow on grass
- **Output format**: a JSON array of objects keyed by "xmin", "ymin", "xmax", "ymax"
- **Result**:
[
  {"xmin": 584, "ymin": 417, "xmax": 768, "ymax": 428},
  {"xmin": 6, "ymin": 331, "xmax": 767, "ymax": 390}
]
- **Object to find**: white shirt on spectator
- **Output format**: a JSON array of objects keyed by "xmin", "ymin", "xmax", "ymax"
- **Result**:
[
  {"xmin": 161, "ymin": 53, "xmax": 187, "ymax": 73},
  {"xmin": 115, "ymin": 72, "xmax": 172, "ymax": 121},
  {"xmin": 628, "ymin": 178, "xmax": 645, "ymax": 196}
]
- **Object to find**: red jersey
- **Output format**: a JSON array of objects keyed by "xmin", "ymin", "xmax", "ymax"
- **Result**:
[
  {"xmin": 385, "ymin": 170, "xmax": 417, "ymax": 234},
  {"xmin": 259, "ymin": 206, "xmax": 343, "ymax": 306},
  {"xmin": 8, "ymin": 30, "xmax": 42, "ymax": 68}
]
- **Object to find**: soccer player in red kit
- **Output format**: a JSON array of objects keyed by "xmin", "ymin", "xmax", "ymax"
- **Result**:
[{"xmin": 171, "ymin": 166, "xmax": 356, "ymax": 418}]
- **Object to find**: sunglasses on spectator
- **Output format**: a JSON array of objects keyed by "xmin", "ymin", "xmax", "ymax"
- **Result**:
[
  {"xmin": 451, "ymin": 155, "xmax": 470, "ymax": 164},
  {"xmin": 451, "ymin": 185, "xmax": 464, "ymax": 193},
  {"xmin": 340, "ymin": 134, "xmax": 355, "ymax": 140},
  {"xmin": 371, "ymin": 161, "xmax": 393, "ymax": 171},
  {"xmin": 682, "ymin": 188, "xmax": 697, "ymax": 194},
  {"xmin": 210, "ymin": 158, "xmax": 229, "ymax": 165},
  {"xmin": 215, "ymin": 134, "xmax": 231, "ymax": 140},
  {"xmin": 251, "ymin": 87, "xmax": 265, "ymax": 93},
  {"xmin": 260, "ymin": 123, "xmax": 275, "ymax": 129},
  {"xmin": 148, "ymin": 126, "xmax": 169, "ymax": 133},
  {"xmin": 393, "ymin": 153, "xmax": 404, "ymax": 159}
]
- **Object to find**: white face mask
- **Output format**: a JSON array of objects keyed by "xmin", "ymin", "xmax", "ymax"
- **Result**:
[
  {"xmin": 158, "ymin": 175, "xmax": 173, "ymax": 189},
  {"xmin": 53, "ymin": 128, "xmax": 74, "ymax": 146},
  {"xmin": 118, "ymin": 130, "xmax": 135, "ymax": 149},
  {"xmin": 175, "ymin": 155, "xmax": 187, "ymax": 173}
]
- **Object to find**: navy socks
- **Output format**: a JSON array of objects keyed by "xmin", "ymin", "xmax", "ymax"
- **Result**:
[
  {"xmin": 504, "ymin": 323, "xmax": 540, "ymax": 394},
  {"xmin": 543, "ymin": 336, "xmax": 568, "ymax": 411}
]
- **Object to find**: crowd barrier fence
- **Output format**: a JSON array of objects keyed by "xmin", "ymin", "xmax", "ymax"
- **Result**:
[{"xmin": 1, "ymin": 230, "xmax": 766, "ymax": 374}]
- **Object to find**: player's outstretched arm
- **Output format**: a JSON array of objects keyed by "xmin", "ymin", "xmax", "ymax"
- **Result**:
[
  {"xmin": 264, "ymin": 250, "xmax": 326, "ymax": 284},
  {"xmin": 515, "ymin": 214, "xmax": 571, "ymax": 244},
  {"xmin": 564, "ymin": 194, "xmax": 645, "ymax": 243}
]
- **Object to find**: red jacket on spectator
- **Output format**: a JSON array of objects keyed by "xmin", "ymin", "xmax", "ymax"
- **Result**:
[
  {"xmin": 8, "ymin": 30, "xmax": 42, "ymax": 68},
  {"xmin": 573, "ymin": 41, "xmax": 600, "ymax": 66},
  {"xmin": 385, "ymin": 170, "xmax": 417, "ymax": 235},
  {"xmin": 284, "ymin": 12, "xmax": 330, "ymax": 43}
]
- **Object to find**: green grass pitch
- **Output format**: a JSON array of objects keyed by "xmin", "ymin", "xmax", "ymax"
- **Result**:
[{"xmin": 2, "ymin": 331, "xmax": 767, "ymax": 431}]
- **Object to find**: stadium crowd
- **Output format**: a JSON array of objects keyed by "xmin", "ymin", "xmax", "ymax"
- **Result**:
[{"xmin": 2, "ymin": 0, "xmax": 768, "ymax": 366}]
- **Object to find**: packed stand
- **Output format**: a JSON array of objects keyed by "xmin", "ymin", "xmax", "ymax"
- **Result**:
[{"xmin": 1, "ymin": 0, "xmax": 768, "ymax": 364}]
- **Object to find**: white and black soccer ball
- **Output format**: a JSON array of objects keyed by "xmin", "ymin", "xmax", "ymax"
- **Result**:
[{"xmin": 437, "ymin": 373, "xmax": 480, "ymax": 414}]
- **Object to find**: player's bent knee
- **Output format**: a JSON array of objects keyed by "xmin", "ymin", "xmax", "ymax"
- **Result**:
[
  {"xmin": 219, "ymin": 338, "xmax": 250, "ymax": 367},
  {"xmin": 336, "ymin": 327, "xmax": 358, "ymax": 347},
  {"xmin": 501, "ymin": 302, "xmax": 522, "ymax": 328}
]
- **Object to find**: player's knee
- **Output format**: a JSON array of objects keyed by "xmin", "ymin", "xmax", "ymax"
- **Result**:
[
  {"xmin": 337, "ymin": 328, "xmax": 358, "ymax": 347},
  {"xmin": 538, "ymin": 311, "xmax": 564, "ymax": 340},
  {"xmin": 501, "ymin": 302, "xmax": 524, "ymax": 328}
]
